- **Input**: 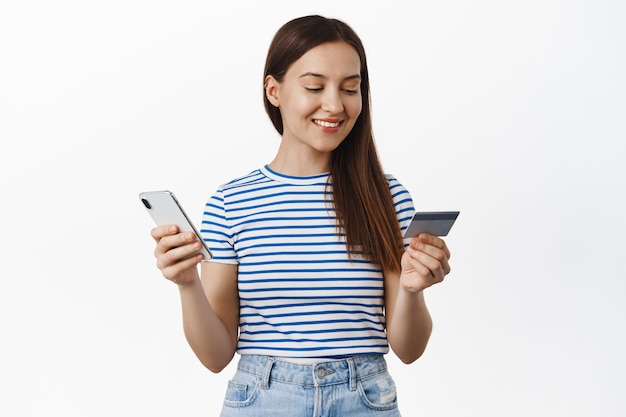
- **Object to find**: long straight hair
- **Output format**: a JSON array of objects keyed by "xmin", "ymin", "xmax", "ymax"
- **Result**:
[{"xmin": 263, "ymin": 15, "xmax": 404, "ymax": 272}]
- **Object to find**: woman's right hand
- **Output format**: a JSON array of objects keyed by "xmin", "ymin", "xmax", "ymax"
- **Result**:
[{"xmin": 151, "ymin": 224, "xmax": 204, "ymax": 285}]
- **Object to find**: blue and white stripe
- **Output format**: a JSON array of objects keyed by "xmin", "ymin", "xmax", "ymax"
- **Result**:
[{"xmin": 201, "ymin": 165, "xmax": 414, "ymax": 357}]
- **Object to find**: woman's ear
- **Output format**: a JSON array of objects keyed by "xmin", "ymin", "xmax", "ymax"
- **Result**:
[{"xmin": 265, "ymin": 75, "xmax": 280, "ymax": 107}]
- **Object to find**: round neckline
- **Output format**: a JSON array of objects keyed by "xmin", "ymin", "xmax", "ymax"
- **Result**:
[{"xmin": 261, "ymin": 165, "xmax": 330, "ymax": 185}]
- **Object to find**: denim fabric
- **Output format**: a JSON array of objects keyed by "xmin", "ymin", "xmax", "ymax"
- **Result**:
[{"xmin": 219, "ymin": 354, "xmax": 401, "ymax": 417}]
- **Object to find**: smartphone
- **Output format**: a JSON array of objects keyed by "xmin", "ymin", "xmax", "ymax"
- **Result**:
[
  {"xmin": 403, "ymin": 211, "xmax": 460, "ymax": 238},
  {"xmin": 139, "ymin": 190, "xmax": 212, "ymax": 260}
]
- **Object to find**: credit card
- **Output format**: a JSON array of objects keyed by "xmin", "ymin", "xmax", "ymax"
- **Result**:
[{"xmin": 403, "ymin": 211, "xmax": 460, "ymax": 238}]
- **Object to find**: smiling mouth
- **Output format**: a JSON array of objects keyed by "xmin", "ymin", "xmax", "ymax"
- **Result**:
[{"xmin": 313, "ymin": 119, "xmax": 342, "ymax": 128}]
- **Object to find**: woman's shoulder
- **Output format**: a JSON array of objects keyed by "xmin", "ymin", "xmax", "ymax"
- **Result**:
[
  {"xmin": 384, "ymin": 174, "xmax": 414, "ymax": 204},
  {"xmin": 384, "ymin": 173, "xmax": 407, "ymax": 190},
  {"xmin": 205, "ymin": 167, "xmax": 267, "ymax": 210},
  {"xmin": 216, "ymin": 167, "xmax": 268, "ymax": 191}
]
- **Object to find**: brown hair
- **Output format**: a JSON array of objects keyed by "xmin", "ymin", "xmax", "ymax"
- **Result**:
[{"xmin": 263, "ymin": 15, "xmax": 404, "ymax": 272}]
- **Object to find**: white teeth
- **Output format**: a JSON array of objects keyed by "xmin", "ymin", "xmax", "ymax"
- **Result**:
[{"xmin": 314, "ymin": 120, "xmax": 341, "ymax": 128}]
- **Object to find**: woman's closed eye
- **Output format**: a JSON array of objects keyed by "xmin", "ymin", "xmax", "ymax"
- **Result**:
[{"xmin": 304, "ymin": 86, "xmax": 359, "ymax": 94}]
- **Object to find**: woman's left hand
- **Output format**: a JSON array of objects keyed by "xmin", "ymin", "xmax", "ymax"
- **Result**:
[{"xmin": 400, "ymin": 233, "xmax": 451, "ymax": 293}]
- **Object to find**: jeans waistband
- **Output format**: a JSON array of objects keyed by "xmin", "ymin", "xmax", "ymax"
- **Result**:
[{"xmin": 236, "ymin": 354, "xmax": 388, "ymax": 389}]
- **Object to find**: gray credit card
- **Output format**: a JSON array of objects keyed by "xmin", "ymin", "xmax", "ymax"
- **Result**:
[{"xmin": 403, "ymin": 211, "xmax": 460, "ymax": 238}]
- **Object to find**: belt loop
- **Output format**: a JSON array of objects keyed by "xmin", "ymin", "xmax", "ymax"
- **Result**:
[
  {"xmin": 347, "ymin": 357, "xmax": 357, "ymax": 391},
  {"xmin": 261, "ymin": 357, "xmax": 275, "ymax": 390}
]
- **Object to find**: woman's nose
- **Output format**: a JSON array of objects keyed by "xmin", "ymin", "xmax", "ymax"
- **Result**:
[{"xmin": 321, "ymin": 90, "xmax": 344, "ymax": 114}]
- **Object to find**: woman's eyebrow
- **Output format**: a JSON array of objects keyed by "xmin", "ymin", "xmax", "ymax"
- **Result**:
[{"xmin": 299, "ymin": 72, "xmax": 361, "ymax": 81}]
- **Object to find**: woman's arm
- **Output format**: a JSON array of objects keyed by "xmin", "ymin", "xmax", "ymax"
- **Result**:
[
  {"xmin": 152, "ymin": 225, "xmax": 239, "ymax": 373},
  {"xmin": 178, "ymin": 261, "xmax": 239, "ymax": 373},
  {"xmin": 384, "ymin": 233, "xmax": 451, "ymax": 364}
]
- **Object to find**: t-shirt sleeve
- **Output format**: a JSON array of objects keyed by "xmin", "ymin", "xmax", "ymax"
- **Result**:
[
  {"xmin": 387, "ymin": 175, "xmax": 416, "ymax": 248},
  {"xmin": 200, "ymin": 187, "xmax": 238, "ymax": 264}
]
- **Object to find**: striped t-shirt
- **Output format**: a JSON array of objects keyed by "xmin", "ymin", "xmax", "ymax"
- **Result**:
[{"xmin": 200, "ymin": 165, "xmax": 415, "ymax": 358}]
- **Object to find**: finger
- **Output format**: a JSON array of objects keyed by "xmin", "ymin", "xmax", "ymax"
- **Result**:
[
  {"xmin": 151, "ymin": 224, "xmax": 179, "ymax": 241},
  {"xmin": 156, "ymin": 238, "xmax": 203, "ymax": 269},
  {"xmin": 160, "ymin": 253, "xmax": 203, "ymax": 282},
  {"xmin": 405, "ymin": 252, "xmax": 435, "ymax": 279},
  {"xmin": 154, "ymin": 230, "xmax": 199, "ymax": 257},
  {"xmin": 415, "ymin": 233, "xmax": 448, "ymax": 252},
  {"xmin": 411, "ymin": 236, "xmax": 450, "ymax": 266},
  {"xmin": 414, "ymin": 238, "xmax": 451, "ymax": 276},
  {"xmin": 406, "ymin": 247, "xmax": 445, "ymax": 281},
  {"xmin": 427, "ymin": 236, "xmax": 451, "ymax": 260}
]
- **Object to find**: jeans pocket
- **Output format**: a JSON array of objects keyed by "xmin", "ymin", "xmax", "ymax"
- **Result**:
[
  {"xmin": 357, "ymin": 371, "xmax": 399, "ymax": 411},
  {"xmin": 223, "ymin": 370, "xmax": 262, "ymax": 408}
]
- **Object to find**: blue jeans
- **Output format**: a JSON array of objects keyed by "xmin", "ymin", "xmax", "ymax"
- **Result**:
[{"xmin": 219, "ymin": 354, "xmax": 402, "ymax": 417}]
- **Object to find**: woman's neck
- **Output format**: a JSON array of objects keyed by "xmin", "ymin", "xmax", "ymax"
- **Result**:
[{"xmin": 268, "ymin": 143, "xmax": 331, "ymax": 176}]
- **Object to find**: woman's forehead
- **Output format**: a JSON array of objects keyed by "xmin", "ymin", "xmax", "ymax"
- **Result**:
[{"xmin": 287, "ymin": 41, "xmax": 361, "ymax": 79}]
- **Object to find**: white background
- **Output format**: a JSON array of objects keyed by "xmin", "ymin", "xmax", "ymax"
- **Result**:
[{"xmin": 1, "ymin": 1, "xmax": 625, "ymax": 416}]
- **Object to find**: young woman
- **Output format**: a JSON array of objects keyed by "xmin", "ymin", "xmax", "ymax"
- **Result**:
[{"xmin": 151, "ymin": 15, "xmax": 451, "ymax": 416}]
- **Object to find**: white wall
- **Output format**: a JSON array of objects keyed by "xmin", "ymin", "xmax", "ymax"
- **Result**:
[{"xmin": 1, "ymin": 1, "xmax": 624, "ymax": 416}]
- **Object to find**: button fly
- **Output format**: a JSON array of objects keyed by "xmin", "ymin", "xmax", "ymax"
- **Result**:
[{"xmin": 317, "ymin": 368, "xmax": 335, "ymax": 378}]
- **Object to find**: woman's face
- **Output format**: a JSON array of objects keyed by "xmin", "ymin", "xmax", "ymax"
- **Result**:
[{"xmin": 265, "ymin": 41, "xmax": 362, "ymax": 161}]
